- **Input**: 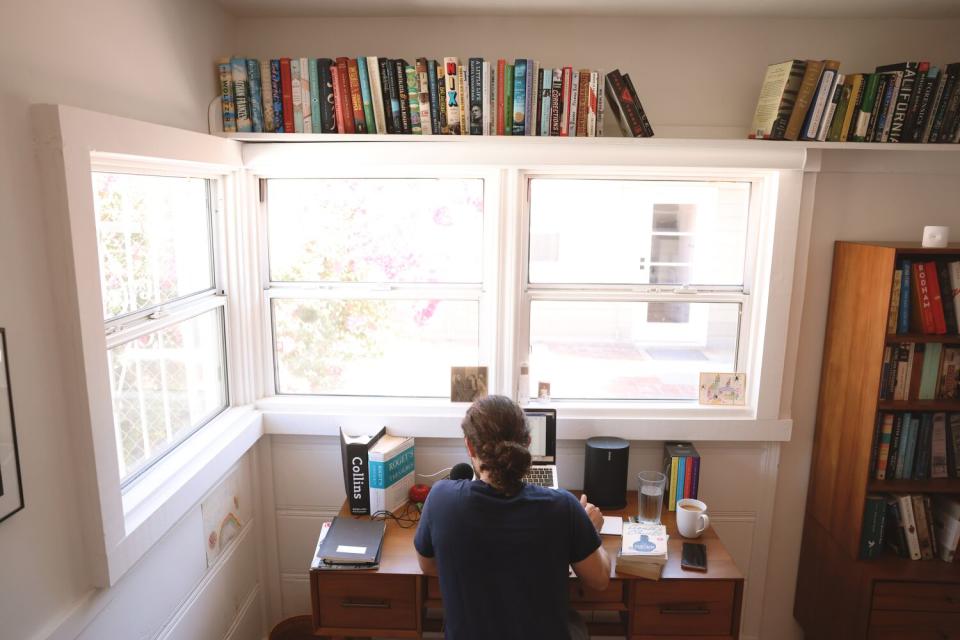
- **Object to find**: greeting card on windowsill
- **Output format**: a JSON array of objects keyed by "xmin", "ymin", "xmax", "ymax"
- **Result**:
[{"xmin": 698, "ymin": 372, "xmax": 746, "ymax": 405}]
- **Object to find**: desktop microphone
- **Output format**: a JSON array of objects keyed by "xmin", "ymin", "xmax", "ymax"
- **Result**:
[{"xmin": 450, "ymin": 463, "xmax": 475, "ymax": 481}]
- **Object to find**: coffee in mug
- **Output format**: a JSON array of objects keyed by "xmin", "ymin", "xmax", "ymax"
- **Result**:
[{"xmin": 676, "ymin": 498, "xmax": 709, "ymax": 539}]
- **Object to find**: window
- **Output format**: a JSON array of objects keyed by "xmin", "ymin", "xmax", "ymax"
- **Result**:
[
  {"xmin": 523, "ymin": 178, "xmax": 753, "ymax": 401},
  {"xmin": 93, "ymin": 171, "xmax": 229, "ymax": 483},
  {"xmin": 263, "ymin": 178, "xmax": 488, "ymax": 397}
]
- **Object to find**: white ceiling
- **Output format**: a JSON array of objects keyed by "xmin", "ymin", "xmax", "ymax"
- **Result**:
[{"xmin": 218, "ymin": 0, "xmax": 960, "ymax": 19}]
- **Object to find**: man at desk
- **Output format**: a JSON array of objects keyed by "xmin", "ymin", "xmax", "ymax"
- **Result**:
[{"xmin": 414, "ymin": 395, "xmax": 611, "ymax": 640}]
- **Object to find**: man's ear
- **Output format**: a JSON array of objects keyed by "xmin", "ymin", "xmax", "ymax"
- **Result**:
[{"xmin": 464, "ymin": 436, "xmax": 475, "ymax": 458}]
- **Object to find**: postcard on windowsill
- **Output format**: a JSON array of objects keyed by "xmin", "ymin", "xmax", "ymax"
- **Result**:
[
  {"xmin": 601, "ymin": 516, "xmax": 624, "ymax": 536},
  {"xmin": 698, "ymin": 372, "xmax": 746, "ymax": 406}
]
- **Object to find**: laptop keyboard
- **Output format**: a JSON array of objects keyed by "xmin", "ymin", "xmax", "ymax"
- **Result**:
[{"xmin": 522, "ymin": 466, "xmax": 555, "ymax": 488}]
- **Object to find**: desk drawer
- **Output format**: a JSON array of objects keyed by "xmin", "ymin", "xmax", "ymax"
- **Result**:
[
  {"xmin": 316, "ymin": 573, "xmax": 417, "ymax": 630},
  {"xmin": 427, "ymin": 576, "xmax": 441, "ymax": 600},
  {"xmin": 570, "ymin": 579, "xmax": 624, "ymax": 605},
  {"xmin": 872, "ymin": 581, "xmax": 960, "ymax": 613},
  {"xmin": 869, "ymin": 610, "xmax": 960, "ymax": 639},
  {"xmin": 633, "ymin": 580, "xmax": 735, "ymax": 636}
]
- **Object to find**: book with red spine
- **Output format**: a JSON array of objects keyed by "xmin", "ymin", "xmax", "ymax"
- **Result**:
[
  {"xmin": 683, "ymin": 457, "xmax": 693, "ymax": 499},
  {"xmin": 924, "ymin": 261, "xmax": 948, "ymax": 334},
  {"xmin": 335, "ymin": 58, "xmax": 356, "ymax": 133},
  {"xmin": 330, "ymin": 64, "xmax": 347, "ymax": 134},
  {"xmin": 496, "ymin": 59, "xmax": 506, "ymax": 135},
  {"xmin": 346, "ymin": 58, "xmax": 368, "ymax": 133},
  {"xmin": 912, "ymin": 262, "xmax": 938, "ymax": 333},
  {"xmin": 280, "ymin": 58, "xmax": 295, "ymax": 134}
]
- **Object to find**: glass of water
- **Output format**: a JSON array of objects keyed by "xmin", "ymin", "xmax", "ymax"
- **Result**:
[{"xmin": 637, "ymin": 471, "xmax": 667, "ymax": 524}]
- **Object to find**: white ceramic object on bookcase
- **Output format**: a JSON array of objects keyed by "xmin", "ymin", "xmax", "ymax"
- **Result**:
[{"xmin": 922, "ymin": 225, "xmax": 949, "ymax": 248}]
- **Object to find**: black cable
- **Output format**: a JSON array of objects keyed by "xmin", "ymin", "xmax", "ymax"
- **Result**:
[{"xmin": 365, "ymin": 500, "xmax": 422, "ymax": 528}]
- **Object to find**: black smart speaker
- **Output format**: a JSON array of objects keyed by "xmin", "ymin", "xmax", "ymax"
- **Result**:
[{"xmin": 583, "ymin": 437, "xmax": 629, "ymax": 509}]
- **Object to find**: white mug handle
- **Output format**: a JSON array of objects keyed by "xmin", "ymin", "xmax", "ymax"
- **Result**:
[{"xmin": 697, "ymin": 513, "xmax": 710, "ymax": 535}]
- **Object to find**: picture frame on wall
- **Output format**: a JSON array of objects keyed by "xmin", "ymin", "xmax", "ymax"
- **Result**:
[{"xmin": 0, "ymin": 328, "xmax": 24, "ymax": 524}]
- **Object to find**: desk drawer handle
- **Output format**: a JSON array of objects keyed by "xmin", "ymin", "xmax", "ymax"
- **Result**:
[
  {"xmin": 341, "ymin": 599, "xmax": 391, "ymax": 609},
  {"xmin": 659, "ymin": 606, "xmax": 711, "ymax": 615}
]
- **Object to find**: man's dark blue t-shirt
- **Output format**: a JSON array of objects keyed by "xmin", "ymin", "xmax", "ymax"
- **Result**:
[{"xmin": 413, "ymin": 479, "xmax": 602, "ymax": 640}]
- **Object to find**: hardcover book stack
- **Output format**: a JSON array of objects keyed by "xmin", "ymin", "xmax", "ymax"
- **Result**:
[
  {"xmin": 616, "ymin": 522, "xmax": 668, "ymax": 580},
  {"xmin": 750, "ymin": 59, "xmax": 960, "ymax": 142},
  {"xmin": 860, "ymin": 494, "xmax": 960, "ymax": 563},
  {"xmin": 662, "ymin": 442, "xmax": 700, "ymax": 512},
  {"xmin": 217, "ymin": 56, "xmax": 653, "ymax": 138},
  {"xmin": 339, "ymin": 426, "xmax": 415, "ymax": 516}
]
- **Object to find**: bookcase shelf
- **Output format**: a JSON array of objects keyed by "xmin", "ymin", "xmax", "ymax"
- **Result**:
[
  {"xmin": 885, "ymin": 334, "xmax": 960, "ymax": 344},
  {"xmin": 218, "ymin": 131, "xmax": 960, "ymax": 151},
  {"xmin": 795, "ymin": 241, "xmax": 960, "ymax": 640},
  {"xmin": 867, "ymin": 479, "xmax": 960, "ymax": 494},
  {"xmin": 877, "ymin": 400, "xmax": 960, "ymax": 411}
]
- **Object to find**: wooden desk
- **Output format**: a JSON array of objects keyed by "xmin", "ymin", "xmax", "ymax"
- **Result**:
[{"xmin": 310, "ymin": 492, "xmax": 743, "ymax": 639}]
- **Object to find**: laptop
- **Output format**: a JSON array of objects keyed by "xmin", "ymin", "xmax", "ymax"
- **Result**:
[{"xmin": 521, "ymin": 408, "xmax": 558, "ymax": 489}]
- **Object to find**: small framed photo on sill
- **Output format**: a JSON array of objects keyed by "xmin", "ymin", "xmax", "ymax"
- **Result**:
[
  {"xmin": 450, "ymin": 366, "xmax": 488, "ymax": 403},
  {"xmin": 698, "ymin": 372, "xmax": 746, "ymax": 406}
]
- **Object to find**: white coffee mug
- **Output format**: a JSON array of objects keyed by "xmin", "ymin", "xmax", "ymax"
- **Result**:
[{"xmin": 676, "ymin": 498, "xmax": 709, "ymax": 539}]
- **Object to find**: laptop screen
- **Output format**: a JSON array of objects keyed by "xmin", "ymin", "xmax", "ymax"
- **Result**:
[{"xmin": 523, "ymin": 408, "xmax": 556, "ymax": 463}]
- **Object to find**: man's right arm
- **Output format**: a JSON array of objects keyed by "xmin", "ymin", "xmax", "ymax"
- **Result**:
[
  {"xmin": 570, "ymin": 493, "xmax": 611, "ymax": 591},
  {"xmin": 571, "ymin": 544, "xmax": 611, "ymax": 591}
]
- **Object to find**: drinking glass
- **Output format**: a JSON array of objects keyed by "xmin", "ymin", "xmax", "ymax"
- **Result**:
[{"xmin": 637, "ymin": 471, "xmax": 667, "ymax": 524}]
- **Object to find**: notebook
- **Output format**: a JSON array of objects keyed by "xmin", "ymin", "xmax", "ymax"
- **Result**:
[{"xmin": 316, "ymin": 516, "xmax": 385, "ymax": 565}]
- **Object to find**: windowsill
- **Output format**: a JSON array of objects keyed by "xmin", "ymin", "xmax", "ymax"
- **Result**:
[{"xmin": 255, "ymin": 396, "xmax": 792, "ymax": 442}]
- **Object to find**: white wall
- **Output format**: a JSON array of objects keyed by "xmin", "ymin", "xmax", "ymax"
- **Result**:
[{"xmin": 0, "ymin": 2, "xmax": 248, "ymax": 639}]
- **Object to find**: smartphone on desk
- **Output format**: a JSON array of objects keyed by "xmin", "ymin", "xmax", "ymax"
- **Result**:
[{"xmin": 681, "ymin": 542, "xmax": 707, "ymax": 572}]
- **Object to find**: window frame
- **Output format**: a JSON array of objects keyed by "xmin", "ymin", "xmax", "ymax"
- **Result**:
[
  {"xmin": 255, "ymin": 167, "xmax": 504, "ymax": 401},
  {"xmin": 91, "ymin": 162, "xmax": 232, "ymax": 485},
  {"xmin": 244, "ymin": 142, "xmax": 802, "ymax": 441},
  {"xmin": 515, "ymin": 172, "xmax": 763, "ymax": 405},
  {"xmin": 34, "ymin": 105, "xmax": 257, "ymax": 588}
]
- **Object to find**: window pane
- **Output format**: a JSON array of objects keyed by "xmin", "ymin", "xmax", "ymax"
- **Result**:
[
  {"xmin": 268, "ymin": 179, "xmax": 484, "ymax": 283},
  {"xmin": 108, "ymin": 309, "xmax": 227, "ymax": 481},
  {"xmin": 273, "ymin": 298, "xmax": 479, "ymax": 396},
  {"xmin": 528, "ymin": 179, "xmax": 750, "ymax": 286},
  {"xmin": 529, "ymin": 301, "xmax": 739, "ymax": 400},
  {"xmin": 92, "ymin": 172, "xmax": 214, "ymax": 320}
]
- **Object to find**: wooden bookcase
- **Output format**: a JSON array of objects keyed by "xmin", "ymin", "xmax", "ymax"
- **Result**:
[{"xmin": 794, "ymin": 241, "xmax": 960, "ymax": 639}]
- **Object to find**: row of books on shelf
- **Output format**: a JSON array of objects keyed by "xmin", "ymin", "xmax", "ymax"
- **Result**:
[
  {"xmin": 217, "ymin": 56, "xmax": 654, "ymax": 138},
  {"xmin": 861, "ymin": 493, "xmax": 960, "ymax": 563},
  {"xmin": 662, "ymin": 442, "xmax": 700, "ymax": 512},
  {"xmin": 879, "ymin": 343, "xmax": 959, "ymax": 401},
  {"xmin": 887, "ymin": 259, "xmax": 960, "ymax": 336},
  {"xmin": 871, "ymin": 412, "xmax": 960, "ymax": 481},
  {"xmin": 750, "ymin": 59, "xmax": 960, "ymax": 143}
]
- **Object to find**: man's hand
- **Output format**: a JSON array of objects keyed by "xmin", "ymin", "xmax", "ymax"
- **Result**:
[{"xmin": 580, "ymin": 493, "xmax": 603, "ymax": 532}]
